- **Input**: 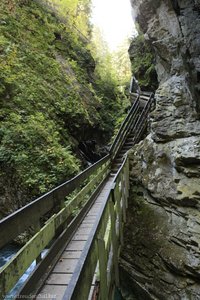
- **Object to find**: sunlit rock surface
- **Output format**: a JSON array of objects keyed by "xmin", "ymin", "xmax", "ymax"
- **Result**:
[{"xmin": 120, "ymin": 0, "xmax": 200, "ymax": 299}]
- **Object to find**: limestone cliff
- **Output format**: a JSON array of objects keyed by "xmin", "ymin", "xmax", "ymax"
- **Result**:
[{"xmin": 120, "ymin": 0, "xmax": 200, "ymax": 299}]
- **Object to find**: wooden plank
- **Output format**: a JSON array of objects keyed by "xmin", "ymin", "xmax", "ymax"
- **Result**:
[
  {"xmin": 76, "ymin": 228, "xmax": 92, "ymax": 235},
  {"xmin": 78, "ymin": 224, "xmax": 94, "ymax": 229},
  {"xmin": 87, "ymin": 212, "xmax": 99, "ymax": 216},
  {"xmin": 67, "ymin": 241, "xmax": 86, "ymax": 251},
  {"xmin": 82, "ymin": 220, "xmax": 95, "ymax": 224},
  {"xmin": 72, "ymin": 234, "xmax": 89, "ymax": 241},
  {"xmin": 88, "ymin": 208, "xmax": 100, "ymax": 214},
  {"xmin": 46, "ymin": 273, "xmax": 71, "ymax": 285},
  {"xmin": 36, "ymin": 285, "xmax": 66, "ymax": 300},
  {"xmin": 82, "ymin": 216, "xmax": 95, "ymax": 225},
  {"xmin": 78, "ymin": 222, "xmax": 94, "ymax": 230},
  {"xmin": 53, "ymin": 259, "xmax": 78, "ymax": 273},
  {"xmin": 61, "ymin": 251, "xmax": 82, "ymax": 259},
  {"xmin": 83, "ymin": 216, "xmax": 97, "ymax": 221}
]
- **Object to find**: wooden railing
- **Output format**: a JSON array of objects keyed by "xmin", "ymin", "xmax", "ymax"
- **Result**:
[
  {"xmin": 0, "ymin": 90, "xmax": 154, "ymax": 299},
  {"xmin": 0, "ymin": 155, "xmax": 110, "ymax": 299},
  {"xmin": 62, "ymin": 156, "xmax": 129, "ymax": 300}
]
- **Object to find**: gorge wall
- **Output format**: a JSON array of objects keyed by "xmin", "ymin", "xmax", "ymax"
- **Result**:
[{"xmin": 120, "ymin": 0, "xmax": 200, "ymax": 299}]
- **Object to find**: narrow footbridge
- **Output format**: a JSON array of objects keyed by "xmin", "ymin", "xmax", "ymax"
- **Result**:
[{"xmin": 0, "ymin": 92, "xmax": 154, "ymax": 300}]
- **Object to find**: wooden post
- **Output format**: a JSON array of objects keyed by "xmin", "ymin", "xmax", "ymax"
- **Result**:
[
  {"xmin": 97, "ymin": 236, "xmax": 108, "ymax": 300},
  {"xmin": 34, "ymin": 221, "xmax": 42, "ymax": 264},
  {"xmin": 109, "ymin": 195, "xmax": 119, "ymax": 287},
  {"xmin": 121, "ymin": 170, "xmax": 127, "ymax": 223},
  {"xmin": 127, "ymin": 157, "xmax": 130, "ymax": 192},
  {"xmin": 115, "ymin": 179, "xmax": 123, "ymax": 246},
  {"xmin": 125, "ymin": 158, "xmax": 129, "ymax": 209}
]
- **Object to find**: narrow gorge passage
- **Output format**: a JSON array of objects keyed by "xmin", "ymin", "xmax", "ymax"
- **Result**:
[{"xmin": 1, "ymin": 0, "xmax": 200, "ymax": 299}]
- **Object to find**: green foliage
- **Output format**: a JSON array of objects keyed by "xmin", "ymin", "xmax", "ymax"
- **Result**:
[
  {"xmin": 0, "ymin": 113, "xmax": 79, "ymax": 193},
  {"xmin": 90, "ymin": 27, "xmax": 130, "ymax": 138},
  {"xmin": 0, "ymin": 0, "xmax": 99, "ymax": 198},
  {"xmin": 112, "ymin": 40, "xmax": 132, "ymax": 87},
  {"xmin": 129, "ymin": 34, "xmax": 158, "ymax": 91},
  {"xmin": 45, "ymin": 0, "xmax": 91, "ymax": 38},
  {"xmin": 0, "ymin": 0, "xmax": 129, "ymax": 203}
]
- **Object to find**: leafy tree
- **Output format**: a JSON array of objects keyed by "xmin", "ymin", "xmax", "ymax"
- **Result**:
[
  {"xmin": 112, "ymin": 40, "xmax": 131, "ymax": 87},
  {"xmin": 90, "ymin": 27, "xmax": 130, "ymax": 136},
  {"xmin": 45, "ymin": 0, "xmax": 91, "ymax": 38}
]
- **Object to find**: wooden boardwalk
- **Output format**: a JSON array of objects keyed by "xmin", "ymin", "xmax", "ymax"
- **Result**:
[
  {"xmin": 36, "ymin": 178, "xmax": 115, "ymax": 300},
  {"xmin": 29, "ymin": 93, "xmax": 153, "ymax": 299},
  {"xmin": 0, "ymin": 91, "xmax": 154, "ymax": 300}
]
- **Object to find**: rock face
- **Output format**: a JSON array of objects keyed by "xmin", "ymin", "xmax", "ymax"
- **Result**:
[{"xmin": 120, "ymin": 0, "xmax": 200, "ymax": 299}]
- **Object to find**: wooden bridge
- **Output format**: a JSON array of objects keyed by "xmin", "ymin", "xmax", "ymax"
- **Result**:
[{"xmin": 0, "ymin": 91, "xmax": 155, "ymax": 300}]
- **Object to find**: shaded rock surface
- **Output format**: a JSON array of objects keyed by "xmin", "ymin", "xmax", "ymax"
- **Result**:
[
  {"xmin": 120, "ymin": 0, "xmax": 200, "ymax": 299},
  {"xmin": 120, "ymin": 185, "xmax": 200, "ymax": 300}
]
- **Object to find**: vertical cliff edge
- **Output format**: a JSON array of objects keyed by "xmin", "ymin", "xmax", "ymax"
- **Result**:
[{"xmin": 120, "ymin": 0, "xmax": 200, "ymax": 299}]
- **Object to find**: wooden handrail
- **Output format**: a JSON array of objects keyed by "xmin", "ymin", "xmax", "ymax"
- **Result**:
[
  {"xmin": 0, "ymin": 154, "xmax": 110, "ymax": 249},
  {"xmin": 62, "ymin": 156, "xmax": 129, "ymax": 300},
  {"xmin": 0, "ymin": 157, "xmax": 111, "ymax": 298},
  {"xmin": 0, "ymin": 78, "xmax": 154, "ymax": 299}
]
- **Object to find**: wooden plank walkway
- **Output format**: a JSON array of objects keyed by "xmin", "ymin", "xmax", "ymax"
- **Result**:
[
  {"xmin": 0, "ymin": 91, "xmax": 154, "ymax": 300},
  {"xmin": 36, "ymin": 178, "xmax": 115, "ymax": 300}
]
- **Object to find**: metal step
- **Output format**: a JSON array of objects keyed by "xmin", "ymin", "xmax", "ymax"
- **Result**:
[
  {"xmin": 126, "ymin": 138, "xmax": 134, "ymax": 143},
  {"xmin": 122, "ymin": 147, "xmax": 132, "ymax": 151},
  {"xmin": 115, "ymin": 158, "xmax": 123, "ymax": 163},
  {"xmin": 124, "ymin": 142, "xmax": 134, "ymax": 147}
]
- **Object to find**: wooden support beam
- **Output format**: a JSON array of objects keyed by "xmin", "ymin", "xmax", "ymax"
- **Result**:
[
  {"xmin": 109, "ymin": 194, "xmax": 119, "ymax": 288},
  {"xmin": 97, "ymin": 237, "xmax": 108, "ymax": 300},
  {"xmin": 121, "ymin": 172, "xmax": 127, "ymax": 223}
]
